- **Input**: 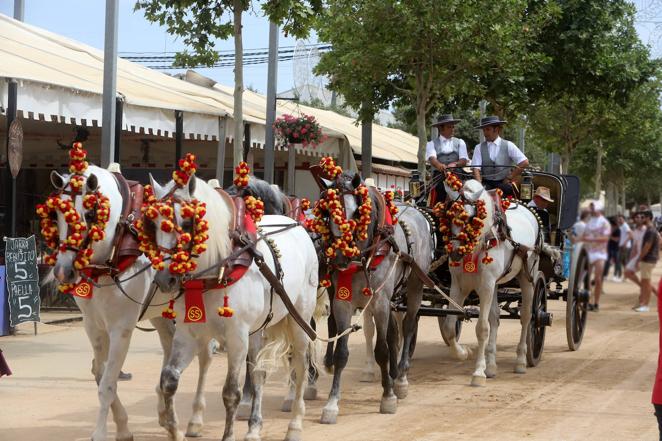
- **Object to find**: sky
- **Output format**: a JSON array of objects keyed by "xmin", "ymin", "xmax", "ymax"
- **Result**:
[
  {"xmin": 0, "ymin": 0, "xmax": 319, "ymax": 94},
  {"xmin": 1, "ymin": 1, "xmax": 661, "ymax": 95}
]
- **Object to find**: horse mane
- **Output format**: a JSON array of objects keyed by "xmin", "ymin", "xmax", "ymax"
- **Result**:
[
  {"xmin": 226, "ymin": 176, "xmax": 287, "ymax": 215},
  {"xmin": 178, "ymin": 177, "xmax": 233, "ymax": 264}
]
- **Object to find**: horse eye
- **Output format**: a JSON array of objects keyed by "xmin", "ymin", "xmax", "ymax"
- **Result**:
[{"xmin": 84, "ymin": 212, "xmax": 95, "ymax": 221}]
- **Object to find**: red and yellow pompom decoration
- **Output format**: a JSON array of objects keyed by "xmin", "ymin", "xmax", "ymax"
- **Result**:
[
  {"xmin": 362, "ymin": 287, "xmax": 373, "ymax": 297},
  {"xmin": 218, "ymin": 295, "xmax": 234, "ymax": 317},
  {"xmin": 495, "ymin": 188, "xmax": 512, "ymax": 211},
  {"xmin": 434, "ymin": 195, "xmax": 491, "ymax": 266},
  {"xmin": 173, "ymin": 153, "xmax": 198, "ymax": 187},
  {"xmin": 320, "ymin": 156, "xmax": 342, "ymax": 179},
  {"xmin": 319, "ymin": 275, "xmax": 332, "ymax": 288},
  {"xmin": 301, "ymin": 198, "xmax": 311, "ymax": 211},
  {"xmin": 309, "ymin": 158, "xmax": 372, "ymax": 260},
  {"xmin": 445, "ymin": 172, "xmax": 463, "ymax": 192},
  {"xmin": 244, "ymin": 196, "xmax": 265, "ymax": 223},
  {"xmin": 36, "ymin": 142, "xmax": 112, "ymax": 287},
  {"xmin": 383, "ymin": 190, "xmax": 399, "ymax": 219},
  {"xmin": 162, "ymin": 299, "xmax": 177, "ymax": 319},
  {"xmin": 134, "ymin": 154, "xmax": 210, "ymax": 275},
  {"xmin": 233, "ymin": 161, "xmax": 250, "ymax": 187}
]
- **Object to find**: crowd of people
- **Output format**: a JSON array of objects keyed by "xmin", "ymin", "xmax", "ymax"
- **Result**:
[{"xmin": 572, "ymin": 202, "xmax": 661, "ymax": 312}]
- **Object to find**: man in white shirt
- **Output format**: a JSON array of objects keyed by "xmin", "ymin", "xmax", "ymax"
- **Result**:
[
  {"xmin": 615, "ymin": 214, "xmax": 631, "ymax": 282},
  {"xmin": 425, "ymin": 114, "xmax": 469, "ymax": 204},
  {"xmin": 471, "ymin": 116, "xmax": 529, "ymax": 197}
]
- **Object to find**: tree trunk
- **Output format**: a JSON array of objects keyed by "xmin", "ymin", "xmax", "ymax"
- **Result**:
[
  {"xmin": 594, "ymin": 139, "xmax": 603, "ymax": 199},
  {"xmin": 622, "ymin": 183, "xmax": 627, "ymax": 214},
  {"xmin": 606, "ymin": 182, "xmax": 616, "ymax": 216},
  {"xmin": 416, "ymin": 102, "xmax": 428, "ymax": 178},
  {"xmin": 233, "ymin": 1, "xmax": 244, "ymax": 167}
]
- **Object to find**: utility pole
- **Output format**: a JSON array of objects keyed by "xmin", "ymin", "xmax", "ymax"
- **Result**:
[
  {"xmin": 100, "ymin": 0, "xmax": 119, "ymax": 168},
  {"xmin": 479, "ymin": 100, "xmax": 487, "ymax": 143},
  {"xmin": 263, "ymin": 22, "xmax": 279, "ymax": 184}
]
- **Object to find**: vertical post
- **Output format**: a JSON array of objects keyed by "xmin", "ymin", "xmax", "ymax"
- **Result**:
[
  {"xmin": 175, "ymin": 110, "xmax": 183, "ymax": 161},
  {"xmin": 243, "ymin": 123, "xmax": 251, "ymax": 163},
  {"xmin": 113, "ymin": 97, "xmax": 123, "ymax": 164},
  {"xmin": 595, "ymin": 139, "xmax": 603, "ymax": 199},
  {"xmin": 518, "ymin": 126, "xmax": 526, "ymax": 153},
  {"xmin": 6, "ymin": 80, "xmax": 18, "ymax": 237},
  {"xmin": 216, "ymin": 116, "xmax": 227, "ymax": 182},
  {"xmin": 263, "ymin": 22, "xmax": 279, "ymax": 184},
  {"xmin": 361, "ymin": 118, "xmax": 372, "ymax": 179},
  {"xmin": 100, "ymin": 0, "xmax": 119, "ymax": 168},
  {"xmin": 287, "ymin": 145, "xmax": 296, "ymax": 195},
  {"xmin": 13, "ymin": 0, "xmax": 24, "ymax": 21}
]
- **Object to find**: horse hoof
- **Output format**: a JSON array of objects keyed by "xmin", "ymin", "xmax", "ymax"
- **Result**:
[
  {"xmin": 380, "ymin": 395, "xmax": 398, "ymax": 414},
  {"xmin": 485, "ymin": 365, "xmax": 497, "ymax": 378},
  {"xmin": 393, "ymin": 380, "xmax": 408, "ymax": 399},
  {"xmin": 320, "ymin": 408, "xmax": 338, "ymax": 424},
  {"xmin": 514, "ymin": 364, "xmax": 527, "ymax": 374},
  {"xmin": 324, "ymin": 364, "xmax": 334, "ymax": 375},
  {"xmin": 360, "ymin": 370, "xmax": 377, "ymax": 383},
  {"xmin": 284, "ymin": 427, "xmax": 302, "ymax": 441},
  {"xmin": 237, "ymin": 401, "xmax": 252, "ymax": 420},
  {"xmin": 185, "ymin": 422, "xmax": 203, "ymax": 437},
  {"xmin": 471, "ymin": 375, "xmax": 486, "ymax": 387},
  {"xmin": 304, "ymin": 385, "xmax": 318, "ymax": 400},
  {"xmin": 281, "ymin": 398, "xmax": 293, "ymax": 412},
  {"xmin": 245, "ymin": 433, "xmax": 261, "ymax": 441}
]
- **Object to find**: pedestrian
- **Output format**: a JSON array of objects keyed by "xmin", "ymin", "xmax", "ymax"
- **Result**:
[
  {"xmin": 580, "ymin": 200, "xmax": 611, "ymax": 311},
  {"xmin": 603, "ymin": 217, "xmax": 621, "ymax": 281},
  {"xmin": 572, "ymin": 210, "xmax": 590, "ymax": 243},
  {"xmin": 425, "ymin": 114, "xmax": 469, "ymax": 205},
  {"xmin": 471, "ymin": 116, "xmax": 529, "ymax": 198},
  {"xmin": 651, "ymin": 276, "xmax": 662, "ymax": 440},
  {"xmin": 0, "ymin": 348, "xmax": 11, "ymax": 378},
  {"xmin": 625, "ymin": 212, "xmax": 648, "ymax": 299},
  {"xmin": 616, "ymin": 214, "xmax": 631, "ymax": 282},
  {"xmin": 632, "ymin": 210, "xmax": 659, "ymax": 312}
]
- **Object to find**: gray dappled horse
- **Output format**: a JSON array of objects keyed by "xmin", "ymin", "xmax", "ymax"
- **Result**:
[{"xmin": 319, "ymin": 172, "xmax": 433, "ymax": 423}]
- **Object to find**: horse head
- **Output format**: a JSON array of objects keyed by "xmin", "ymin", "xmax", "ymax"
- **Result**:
[
  {"xmin": 147, "ymin": 173, "xmax": 231, "ymax": 293},
  {"xmin": 47, "ymin": 166, "xmax": 121, "ymax": 285},
  {"xmin": 446, "ymin": 178, "xmax": 494, "ymax": 262},
  {"xmin": 317, "ymin": 171, "xmax": 378, "ymax": 270}
]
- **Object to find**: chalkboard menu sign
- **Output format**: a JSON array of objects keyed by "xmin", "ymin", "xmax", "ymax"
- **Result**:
[{"xmin": 5, "ymin": 236, "xmax": 40, "ymax": 326}]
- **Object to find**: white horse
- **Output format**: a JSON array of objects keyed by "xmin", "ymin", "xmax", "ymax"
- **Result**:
[
  {"xmin": 49, "ymin": 165, "xmax": 213, "ymax": 441},
  {"xmin": 440, "ymin": 179, "xmax": 541, "ymax": 386},
  {"xmin": 149, "ymin": 174, "xmax": 321, "ymax": 441}
]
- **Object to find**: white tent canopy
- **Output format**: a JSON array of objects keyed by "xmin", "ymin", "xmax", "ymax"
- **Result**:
[{"xmin": 0, "ymin": 13, "xmax": 420, "ymax": 166}]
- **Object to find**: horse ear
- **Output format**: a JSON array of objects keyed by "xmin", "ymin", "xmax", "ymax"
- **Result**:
[
  {"xmin": 310, "ymin": 165, "xmax": 330, "ymax": 189},
  {"xmin": 50, "ymin": 170, "xmax": 65, "ymax": 190},
  {"xmin": 86, "ymin": 174, "xmax": 98, "ymax": 192},
  {"xmin": 149, "ymin": 173, "xmax": 165, "ymax": 199},
  {"xmin": 187, "ymin": 175, "xmax": 196, "ymax": 197},
  {"xmin": 351, "ymin": 172, "xmax": 362, "ymax": 189}
]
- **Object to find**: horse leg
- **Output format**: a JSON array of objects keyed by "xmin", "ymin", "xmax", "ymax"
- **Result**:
[
  {"xmin": 471, "ymin": 285, "xmax": 494, "ymax": 387},
  {"xmin": 245, "ymin": 333, "xmax": 265, "ymax": 441},
  {"xmin": 304, "ymin": 318, "xmax": 319, "ymax": 400},
  {"xmin": 321, "ymin": 301, "xmax": 351, "ymax": 424},
  {"xmin": 360, "ymin": 308, "xmax": 377, "ymax": 382},
  {"xmin": 150, "ymin": 317, "xmax": 176, "ymax": 428},
  {"xmin": 395, "ymin": 278, "xmax": 424, "ymax": 399},
  {"xmin": 323, "ymin": 298, "xmax": 337, "ymax": 374},
  {"xmin": 284, "ymin": 318, "xmax": 311, "ymax": 441},
  {"xmin": 221, "ymin": 325, "xmax": 249, "ymax": 441},
  {"xmin": 485, "ymin": 288, "xmax": 500, "ymax": 378},
  {"xmin": 185, "ymin": 337, "xmax": 213, "ymax": 437},
  {"xmin": 515, "ymin": 272, "xmax": 534, "ymax": 374},
  {"xmin": 92, "ymin": 326, "xmax": 134, "ymax": 441},
  {"xmin": 160, "ymin": 328, "xmax": 198, "ymax": 441},
  {"xmin": 372, "ymin": 301, "xmax": 398, "ymax": 414},
  {"xmin": 238, "ymin": 332, "xmax": 262, "ymax": 420},
  {"xmin": 443, "ymin": 282, "xmax": 469, "ymax": 361}
]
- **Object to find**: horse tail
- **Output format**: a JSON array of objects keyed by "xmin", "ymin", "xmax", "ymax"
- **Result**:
[{"xmin": 256, "ymin": 318, "xmax": 293, "ymax": 375}]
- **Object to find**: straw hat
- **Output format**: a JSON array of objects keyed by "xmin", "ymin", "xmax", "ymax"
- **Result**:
[{"xmin": 534, "ymin": 186, "xmax": 554, "ymax": 203}]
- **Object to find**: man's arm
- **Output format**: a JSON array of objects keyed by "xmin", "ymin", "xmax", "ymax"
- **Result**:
[
  {"xmin": 471, "ymin": 144, "xmax": 482, "ymax": 181},
  {"xmin": 505, "ymin": 159, "xmax": 529, "ymax": 183},
  {"xmin": 429, "ymin": 157, "xmax": 446, "ymax": 172},
  {"xmin": 639, "ymin": 231, "xmax": 655, "ymax": 261}
]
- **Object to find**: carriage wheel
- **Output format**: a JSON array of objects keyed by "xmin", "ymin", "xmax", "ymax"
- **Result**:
[
  {"xmin": 438, "ymin": 315, "xmax": 462, "ymax": 346},
  {"xmin": 527, "ymin": 273, "xmax": 551, "ymax": 367},
  {"xmin": 566, "ymin": 249, "xmax": 590, "ymax": 351}
]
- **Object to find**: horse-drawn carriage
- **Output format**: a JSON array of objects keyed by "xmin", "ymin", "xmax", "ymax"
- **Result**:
[{"xmin": 393, "ymin": 168, "xmax": 590, "ymax": 367}]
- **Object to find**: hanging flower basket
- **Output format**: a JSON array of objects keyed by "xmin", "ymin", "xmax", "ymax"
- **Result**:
[{"xmin": 273, "ymin": 113, "xmax": 327, "ymax": 148}]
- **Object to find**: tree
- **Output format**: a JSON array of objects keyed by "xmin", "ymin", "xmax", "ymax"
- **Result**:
[
  {"xmin": 135, "ymin": 0, "xmax": 322, "ymax": 166},
  {"xmin": 315, "ymin": 0, "xmax": 549, "ymax": 175}
]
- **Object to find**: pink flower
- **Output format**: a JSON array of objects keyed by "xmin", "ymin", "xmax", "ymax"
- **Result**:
[
  {"xmin": 293, "ymin": 132, "xmax": 299, "ymax": 138},
  {"xmin": 301, "ymin": 128, "xmax": 307, "ymax": 134}
]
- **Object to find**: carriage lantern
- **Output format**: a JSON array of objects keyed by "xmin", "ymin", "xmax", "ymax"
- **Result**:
[
  {"xmin": 409, "ymin": 170, "xmax": 421, "ymax": 198},
  {"xmin": 520, "ymin": 171, "xmax": 533, "ymax": 201}
]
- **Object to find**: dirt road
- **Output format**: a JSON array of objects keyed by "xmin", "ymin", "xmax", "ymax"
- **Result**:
[{"xmin": 1, "ymin": 270, "xmax": 659, "ymax": 441}]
